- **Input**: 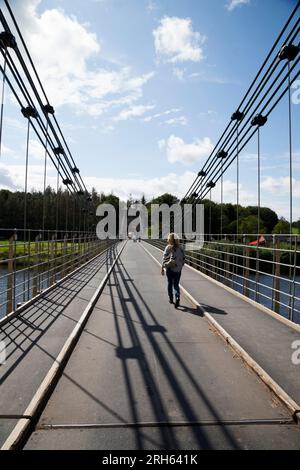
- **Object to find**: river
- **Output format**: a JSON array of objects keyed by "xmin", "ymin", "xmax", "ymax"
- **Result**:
[{"xmin": 0, "ymin": 266, "xmax": 53, "ymax": 320}]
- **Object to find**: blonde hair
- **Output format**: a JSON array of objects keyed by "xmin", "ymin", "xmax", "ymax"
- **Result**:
[{"xmin": 167, "ymin": 233, "xmax": 180, "ymax": 248}]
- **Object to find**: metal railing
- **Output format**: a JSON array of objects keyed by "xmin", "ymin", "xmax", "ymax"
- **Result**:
[
  {"xmin": 0, "ymin": 228, "xmax": 116, "ymax": 320},
  {"xmin": 146, "ymin": 233, "xmax": 300, "ymax": 324}
]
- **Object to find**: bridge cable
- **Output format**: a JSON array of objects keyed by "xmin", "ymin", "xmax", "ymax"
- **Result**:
[
  {"xmin": 0, "ymin": 10, "xmax": 88, "ymax": 197},
  {"xmin": 42, "ymin": 120, "xmax": 48, "ymax": 234},
  {"xmin": 178, "ymin": 13, "xmax": 300, "ymax": 233},
  {"xmin": 288, "ymin": 61, "xmax": 293, "ymax": 317},
  {"xmin": 182, "ymin": 61, "xmax": 300, "ymax": 222},
  {"xmin": 2, "ymin": 0, "xmax": 89, "ymax": 196},
  {"xmin": 56, "ymin": 159, "xmax": 60, "ymax": 236},
  {"xmin": 236, "ymin": 124, "xmax": 240, "ymax": 235},
  {"xmin": 181, "ymin": 2, "xmax": 300, "ymax": 204},
  {"xmin": 0, "ymin": 46, "xmax": 7, "ymax": 159}
]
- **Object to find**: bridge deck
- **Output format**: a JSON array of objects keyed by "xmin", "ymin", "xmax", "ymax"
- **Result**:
[
  {"xmin": 22, "ymin": 241, "xmax": 300, "ymax": 450},
  {"xmin": 143, "ymin": 242, "xmax": 300, "ymax": 407}
]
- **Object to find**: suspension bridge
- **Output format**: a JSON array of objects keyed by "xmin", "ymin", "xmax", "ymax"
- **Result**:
[{"xmin": 0, "ymin": 0, "xmax": 300, "ymax": 450}]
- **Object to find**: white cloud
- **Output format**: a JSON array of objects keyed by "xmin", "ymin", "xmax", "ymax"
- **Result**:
[
  {"xmin": 165, "ymin": 116, "xmax": 188, "ymax": 126},
  {"xmin": 0, "ymin": 162, "xmax": 55, "ymax": 191},
  {"xmin": 189, "ymin": 71, "xmax": 237, "ymax": 85},
  {"xmin": 27, "ymin": 139, "xmax": 46, "ymax": 161},
  {"xmin": 0, "ymin": 160, "xmax": 196, "ymax": 200},
  {"xmin": 225, "ymin": 0, "xmax": 250, "ymax": 11},
  {"xmin": 0, "ymin": 164, "xmax": 18, "ymax": 189},
  {"xmin": 10, "ymin": 1, "xmax": 154, "ymax": 115},
  {"xmin": 212, "ymin": 179, "xmax": 256, "ymax": 206},
  {"xmin": 153, "ymin": 16, "xmax": 206, "ymax": 63},
  {"xmin": 84, "ymin": 171, "xmax": 197, "ymax": 201},
  {"xmin": 261, "ymin": 176, "xmax": 300, "ymax": 198},
  {"xmin": 113, "ymin": 104, "xmax": 155, "ymax": 122},
  {"xmin": 143, "ymin": 108, "xmax": 180, "ymax": 123},
  {"xmin": 1, "ymin": 144, "xmax": 15, "ymax": 157},
  {"xmin": 159, "ymin": 135, "xmax": 214, "ymax": 165},
  {"xmin": 4, "ymin": 116, "xmax": 27, "ymax": 131}
]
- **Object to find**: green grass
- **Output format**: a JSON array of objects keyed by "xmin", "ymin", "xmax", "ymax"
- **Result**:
[{"xmin": 0, "ymin": 240, "xmax": 85, "ymax": 264}]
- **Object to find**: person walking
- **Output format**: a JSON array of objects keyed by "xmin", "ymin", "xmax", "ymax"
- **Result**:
[{"xmin": 161, "ymin": 233, "xmax": 185, "ymax": 308}]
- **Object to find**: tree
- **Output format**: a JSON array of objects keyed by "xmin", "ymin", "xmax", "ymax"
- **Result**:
[
  {"xmin": 246, "ymin": 206, "xmax": 278, "ymax": 233},
  {"xmin": 239, "ymin": 215, "xmax": 266, "ymax": 234},
  {"xmin": 273, "ymin": 217, "xmax": 290, "ymax": 234},
  {"xmin": 150, "ymin": 193, "xmax": 179, "ymax": 206},
  {"xmin": 292, "ymin": 219, "xmax": 300, "ymax": 234}
]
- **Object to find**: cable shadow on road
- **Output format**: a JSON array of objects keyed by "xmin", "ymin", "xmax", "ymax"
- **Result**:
[{"xmin": 107, "ymin": 255, "xmax": 241, "ymax": 450}]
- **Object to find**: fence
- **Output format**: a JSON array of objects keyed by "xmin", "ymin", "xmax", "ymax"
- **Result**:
[
  {"xmin": 146, "ymin": 233, "xmax": 300, "ymax": 324},
  {"xmin": 0, "ymin": 228, "xmax": 116, "ymax": 320}
]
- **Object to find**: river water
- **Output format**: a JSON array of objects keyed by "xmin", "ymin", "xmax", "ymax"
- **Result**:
[
  {"xmin": 0, "ymin": 266, "xmax": 299, "ymax": 323},
  {"xmin": 0, "ymin": 266, "xmax": 55, "ymax": 320}
]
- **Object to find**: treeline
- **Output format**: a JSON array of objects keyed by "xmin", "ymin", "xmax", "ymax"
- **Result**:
[
  {"xmin": 145, "ymin": 193, "xmax": 300, "ymax": 235},
  {"xmin": 0, "ymin": 187, "xmax": 111, "ymax": 233},
  {"xmin": 0, "ymin": 188, "xmax": 299, "ymax": 235}
]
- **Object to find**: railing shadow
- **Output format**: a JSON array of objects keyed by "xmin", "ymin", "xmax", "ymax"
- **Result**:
[{"xmin": 0, "ymin": 244, "xmax": 119, "ymax": 384}]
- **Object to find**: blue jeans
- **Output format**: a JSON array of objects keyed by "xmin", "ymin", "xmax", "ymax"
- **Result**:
[{"xmin": 166, "ymin": 269, "xmax": 181, "ymax": 301}]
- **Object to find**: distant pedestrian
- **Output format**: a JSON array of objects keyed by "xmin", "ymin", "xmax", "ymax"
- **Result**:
[{"xmin": 161, "ymin": 233, "xmax": 185, "ymax": 308}]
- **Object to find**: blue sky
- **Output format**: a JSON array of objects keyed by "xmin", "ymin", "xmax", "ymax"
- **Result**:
[{"xmin": 0, "ymin": 0, "xmax": 299, "ymax": 219}]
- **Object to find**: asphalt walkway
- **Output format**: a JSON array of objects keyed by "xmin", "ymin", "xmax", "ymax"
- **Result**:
[{"xmin": 25, "ymin": 241, "xmax": 300, "ymax": 449}]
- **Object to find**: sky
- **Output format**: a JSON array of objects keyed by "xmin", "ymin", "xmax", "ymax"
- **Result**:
[{"xmin": 0, "ymin": 0, "xmax": 299, "ymax": 219}]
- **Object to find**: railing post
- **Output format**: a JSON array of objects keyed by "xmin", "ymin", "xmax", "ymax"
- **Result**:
[
  {"xmin": 26, "ymin": 230, "xmax": 31, "ymax": 301},
  {"xmin": 33, "ymin": 233, "xmax": 41, "ymax": 297},
  {"xmin": 6, "ymin": 231, "xmax": 17, "ymax": 315},
  {"xmin": 243, "ymin": 238, "xmax": 250, "ymax": 297},
  {"xmin": 273, "ymin": 237, "xmax": 281, "ymax": 314},
  {"xmin": 50, "ymin": 234, "xmax": 55, "ymax": 286},
  {"xmin": 224, "ymin": 239, "xmax": 230, "ymax": 286},
  {"xmin": 78, "ymin": 233, "xmax": 81, "ymax": 268},
  {"xmin": 62, "ymin": 234, "xmax": 68, "ymax": 277},
  {"xmin": 72, "ymin": 233, "xmax": 76, "ymax": 272},
  {"xmin": 290, "ymin": 235, "xmax": 297, "ymax": 322}
]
